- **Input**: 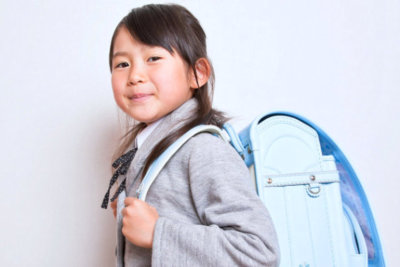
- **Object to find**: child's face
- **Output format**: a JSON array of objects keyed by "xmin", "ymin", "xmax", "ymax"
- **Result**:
[{"xmin": 111, "ymin": 26, "xmax": 195, "ymax": 124}]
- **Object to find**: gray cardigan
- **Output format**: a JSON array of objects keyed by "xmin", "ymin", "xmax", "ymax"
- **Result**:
[{"xmin": 119, "ymin": 99, "xmax": 279, "ymax": 266}]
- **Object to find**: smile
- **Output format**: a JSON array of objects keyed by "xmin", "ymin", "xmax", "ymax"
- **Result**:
[{"xmin": 128, "ymin": 93, "xmax": 153, "ymax": 102}]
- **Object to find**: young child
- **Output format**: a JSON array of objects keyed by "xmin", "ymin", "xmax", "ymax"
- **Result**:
[{"xmin": 102, "ymin": 4, "xmax": 279, "ymax": 266}]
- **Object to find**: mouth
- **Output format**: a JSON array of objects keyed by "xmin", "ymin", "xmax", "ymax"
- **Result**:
[{"xmin": 128, "ymin": 93, "xmax": 153, "ymax": 102}]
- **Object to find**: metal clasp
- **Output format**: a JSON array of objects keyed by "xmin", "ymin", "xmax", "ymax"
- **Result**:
[{"xmin": 307, "ymin": 174, "xmax": 321, "ymax": 197}]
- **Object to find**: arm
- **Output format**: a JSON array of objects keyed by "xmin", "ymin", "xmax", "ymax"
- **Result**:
[{"xmin": 151, "ymin": 134, "xmax": 280, "ymax": 266}]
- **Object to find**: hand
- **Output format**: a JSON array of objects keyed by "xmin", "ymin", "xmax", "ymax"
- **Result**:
[
  {"xmin": 122, "ymin": 197, "xmax": 159, "ymax": 248},
  {"xmin": 110, "ymin": 198, "xmax": 118, "ymax": 218}
]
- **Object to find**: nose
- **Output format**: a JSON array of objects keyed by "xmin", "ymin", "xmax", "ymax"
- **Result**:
[{"xmin": 128, "ymin": 63, "xmax": 146, "ymax": 85}]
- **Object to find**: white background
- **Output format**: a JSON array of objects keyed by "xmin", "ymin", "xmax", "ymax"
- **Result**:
[{"xmin": 1, "ymin": 0, "xmax": 399, "ymax": 266}]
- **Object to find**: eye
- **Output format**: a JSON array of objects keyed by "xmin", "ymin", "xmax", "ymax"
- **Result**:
[
  {"xmin": 115, "ymin": 62, "xmax": 129, "ymax": 68},
  {"xmin": 148, "ymin": 56, "xmax": 161, "ymax": 62}
]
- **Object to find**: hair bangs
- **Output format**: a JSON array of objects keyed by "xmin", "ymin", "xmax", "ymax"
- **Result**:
[{"xmin": 122, "ymin": 5, "xmax": 181, "ymax": 55}]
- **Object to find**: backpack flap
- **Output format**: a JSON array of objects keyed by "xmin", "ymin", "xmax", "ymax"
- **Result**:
[
  {"xmin": 246, "ymin": 114, "xmax": 367, "ymax": 267},
  {"xmin": 286, "ymin": 112, "xmax": 385, "ymax": 267}
]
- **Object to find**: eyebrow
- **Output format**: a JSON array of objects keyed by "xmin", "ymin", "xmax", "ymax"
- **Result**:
[{"xmin": 112, "ymin": 51, "xmax": 129, "ymax": 58}]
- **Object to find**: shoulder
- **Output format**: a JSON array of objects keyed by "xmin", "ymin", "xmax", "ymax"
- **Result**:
[
  {"xmin": 178, "ymin": 132, "xmax": 250, "ymax": 180},
  {"xmin": 184, "ymin": 132, "xmax": 243, "ymax": 163},
  {"xmin": 186, "ymin": 132, "xmax": 228, "ymax": 149},
  {"xmin": 179, "ymin": 132, "xmax": 261, "ymax": 213},
  {"xmin": 164, "ymin": 130, "xmax": 251, "ymax": 186}
]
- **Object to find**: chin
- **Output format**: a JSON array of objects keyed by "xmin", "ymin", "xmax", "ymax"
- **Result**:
[{"xmin": 133, "ymin": 116, "xmax": 157, "ymax": 125}]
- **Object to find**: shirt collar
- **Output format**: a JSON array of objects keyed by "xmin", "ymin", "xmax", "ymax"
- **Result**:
[{"xmin": 136, "ymin": 118, "xmax": 163, "ymax": 149}]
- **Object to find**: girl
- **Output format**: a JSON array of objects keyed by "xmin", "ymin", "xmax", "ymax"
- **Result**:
[{"xmin": 102, "ymin": 4, "xmax": 279, "ymax": 266}]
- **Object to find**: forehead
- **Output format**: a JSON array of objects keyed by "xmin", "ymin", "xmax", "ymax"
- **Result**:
[
  {"xmin": 113, "ymin": 27, "xmax": 144, "ymax": 52},
  {"xmin": 113, "ymin": 26, "xmax": 177, "ymax": 57},
  {"xmin": 112, "ymin": 26, "xmax": 184, "ymax": 63}
]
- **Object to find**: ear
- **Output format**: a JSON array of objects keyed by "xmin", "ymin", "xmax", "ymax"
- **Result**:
[{"xmin": 189, "ymin": 58, "xmax": 211, "ymax": 89}]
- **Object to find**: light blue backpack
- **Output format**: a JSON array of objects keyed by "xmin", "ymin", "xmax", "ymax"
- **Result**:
[{"xmin": 124, "ymin": 112, "xmax": 385, "ymax": 267}]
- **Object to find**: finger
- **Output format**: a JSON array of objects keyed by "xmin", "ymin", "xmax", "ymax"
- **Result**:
[
  {"xmin": 124, "ymin": 197, "xmax": 136, "ymax": 206},
  {"xmin": 110, "ymin": 198, "xmax": 117, "ymax": 208},
  {"xmin": 121, "ymin": 223, "xmax": 128, "ymax": 237},
  {"xmin": 110, "ymin": 200, "xmax": 117, "ymax": 212},
  {"xmin": 121, "ymin": 207, "xmax": 127, "ymax": 217}
]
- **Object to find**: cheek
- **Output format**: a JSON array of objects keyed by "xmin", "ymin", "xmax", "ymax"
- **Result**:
[
  {"xmin": 156, "ymin": 61, "xmax": 191, "ymax": 88},
  {"xmin": 111, "ymin": 75, "xmax": 123, "ymax": 96},
  {"xmin": 168, "ymin": 67, "xmax": 192, "ymax": 90},
  {"xmin": 111, "ymin": 76, "xmax": 126, "ymax": 110}
]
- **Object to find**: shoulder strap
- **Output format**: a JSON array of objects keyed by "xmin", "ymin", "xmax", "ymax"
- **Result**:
[{"xmin": 136, "ymin": 125, "xmax": 230, "ymax": 201}]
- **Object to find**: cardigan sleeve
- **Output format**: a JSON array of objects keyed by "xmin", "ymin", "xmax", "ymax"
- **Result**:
[{"xmin": 151, "ymin": 133, "xmax": 280, "ymax": 267}]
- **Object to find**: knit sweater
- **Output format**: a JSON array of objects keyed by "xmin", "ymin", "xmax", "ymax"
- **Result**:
[{"xmin": 119, "ymin": 98, "xmax": 279, "ymax": 266}]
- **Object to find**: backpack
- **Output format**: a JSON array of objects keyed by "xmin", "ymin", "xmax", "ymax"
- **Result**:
[{"xmin": 132, "ymin": 112, "xmax": 385, "ymax": 267}]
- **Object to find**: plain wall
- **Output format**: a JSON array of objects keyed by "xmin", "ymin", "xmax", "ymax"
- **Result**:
[{"xmin": 1, "ymin": 0, "xmax": 399, "ymax": 266}]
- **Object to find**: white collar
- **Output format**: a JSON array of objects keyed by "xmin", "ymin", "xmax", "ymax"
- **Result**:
[{"xmin": 136, "ymin": 118, "xmax": 164, "ymax": 149}]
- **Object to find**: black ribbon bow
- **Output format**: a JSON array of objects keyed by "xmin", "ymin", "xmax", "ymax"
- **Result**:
[{"xmin": 101, "ymin": 147, "xmax": 138, "ymax": 209}]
